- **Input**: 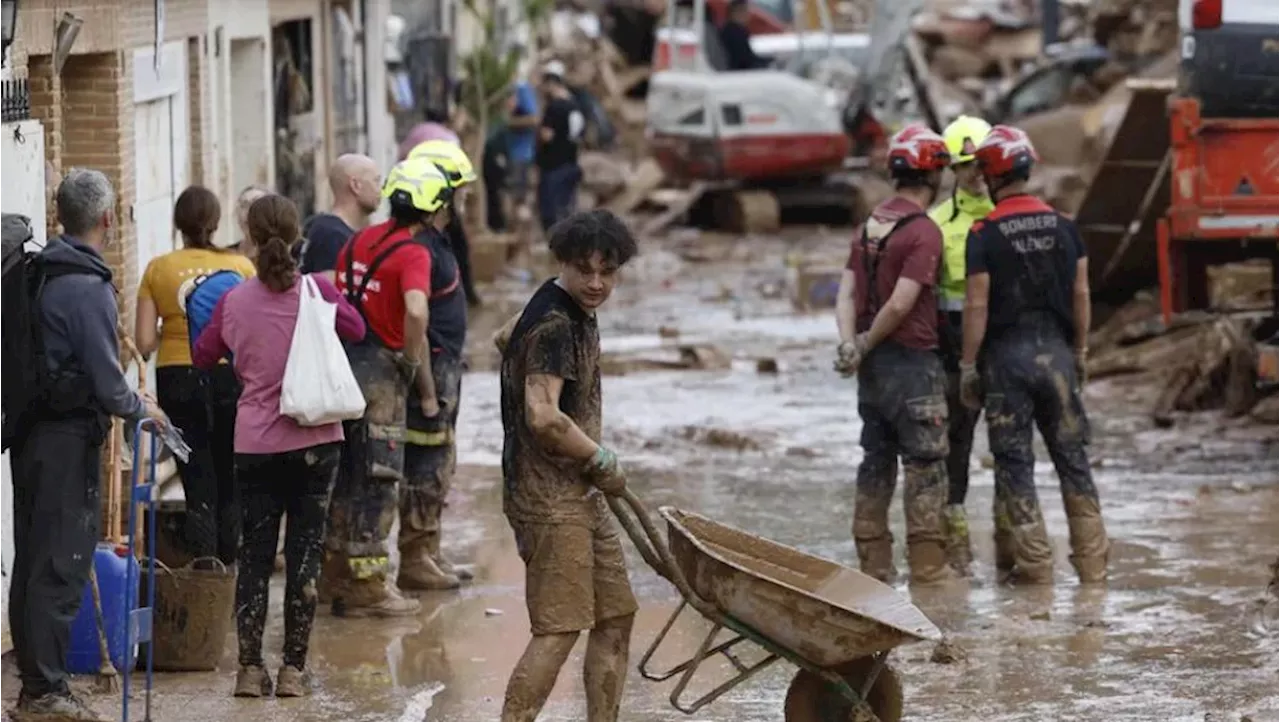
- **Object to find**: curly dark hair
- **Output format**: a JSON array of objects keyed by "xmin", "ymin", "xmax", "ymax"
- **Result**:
[
  {"xmin": 173, "ymin": 185, "xmax": 222, "ymax": 250},
  {"xmin": 246, "ymin": 194, "xmax": 301, "ymax": 293},
  {"xmin": 547, "ymin": 209, "xmax": 638, "ymax": 268}
]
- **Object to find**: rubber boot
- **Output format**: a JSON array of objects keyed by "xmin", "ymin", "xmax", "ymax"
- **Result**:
[
  {"xmin": 426, "ymin": 503, "xmax": 474, "ymax": 582},
  {"xmin": 943, "ymin": 504, "xmax": 973, "ymax": 576},
  {"xmin": 853, "ymin": 492, "xmax": 896, "ymax": 584},
  {"xmin": 1063, "ymin": 493, "xmax": 1109, "ymax": 583},
  {"xmin": 1006, "ymin": 501, "xmax": 1055, "ymax": 585},
  {"xmin": 399, "ymin": 509, "xmax": 461, "ymax": 592},
  {"xmin": 332, "ymin": 569, "xmax": 422, "ymax": 618}
]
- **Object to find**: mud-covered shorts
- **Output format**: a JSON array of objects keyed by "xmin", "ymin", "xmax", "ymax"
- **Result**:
[{"xmin": 508, "ymin": 499, "xmax": 638, "ymax": 635}]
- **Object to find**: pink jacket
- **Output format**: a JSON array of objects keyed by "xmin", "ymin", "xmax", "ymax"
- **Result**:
[{"xmin": 193, "ymin": 274, "xmax": 366, "ymax": 454}]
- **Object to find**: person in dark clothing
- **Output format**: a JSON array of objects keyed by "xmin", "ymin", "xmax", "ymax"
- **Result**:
[
  {"xmin": 483, "ymin": 126, "xmax": 512, "ymax": 232},
  {"xmin": 299, "ymin": 154, "xmax": 383, "ymax": 276},
  {"xmin": 397, "ymin": 140, "xmax": 476, "ymax": 591},
  {"xmin": 444, "ymin": 211, "xmax": 481, "ymax": 307},
  {"xmin": 720, "ymin": 0, "xmax": 771, "ymax": 71},
  {"xmin": 536, "ymin": 61, "xmax": 585, "ymax": 232},
  {"xmin": 833, "ymin": 125, "xmax": 955, "ymax": 586},
  {"xmin": 959, "ymin": 124, "xmax": 1108, "ymax": 585},
  {"xmin": 135, "ymin": 186, "xmax": 255, "ymax": 566},
  {"xmin": 10, "ymin": 168, "xmax": 167, "ymax": 722}
]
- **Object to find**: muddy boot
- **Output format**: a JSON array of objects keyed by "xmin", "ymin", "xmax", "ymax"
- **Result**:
[
  {"xmin": 16, "ymin": 692, "xmax": 107, "ymax": 721},
  {"xmin": 334, "ymin": 577, "xmax": 423, "ymax": 618},
  {"xmin": 943, "ymin": 504, "xmax": 973, "ymax": 576},
  {"xmin": 1007, "ymin": 506, "xmax": 1055, "ymax": 585},
  {"xmin": 399, "ymin": 510, "xmax": 461, "ymax": 592},
  {"xmin": 275, "ymin": 666, "xmax": 310, "ymax": 698},
  {"xmin": 234, "ymin": 665, "xmax": 274, "ymax": 698},
  {"xmin": 907, "ymin": 540, "xmax": 959, "ymax": 585},
  {"xmin": 399, "ymin": 551, "xmax": 462, "ymax": 592},
  {"xmin": 853, "ymin": 489, "xmax": 897, "ymax": 584},
  {"xmin": 1063, "ymin": 494, "xmax": 1109, "ymax": 584}
]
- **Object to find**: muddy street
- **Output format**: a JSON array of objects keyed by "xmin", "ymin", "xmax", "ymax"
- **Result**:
[{"xmin": 6, "ymin": 230, "xmax": 1277, "ymax": 722}]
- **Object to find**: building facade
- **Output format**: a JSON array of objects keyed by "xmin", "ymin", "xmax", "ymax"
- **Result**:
[{"xmin": 0, "ymin": 0, "xmax": 395, "ymax": 652}]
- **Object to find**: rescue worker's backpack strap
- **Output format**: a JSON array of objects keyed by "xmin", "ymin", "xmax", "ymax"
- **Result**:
[
  {"xmin": 343, "ymin": 235, "xmax": 417, "ymax": 348},
  {"xmin": 860, "ymin": 211, "xmax": 927, "ymax": 313}
]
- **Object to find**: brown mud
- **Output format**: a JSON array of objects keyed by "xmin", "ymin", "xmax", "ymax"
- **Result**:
[{"xmin": 3, "ymin": 229, "xmax": 1276, "ymax": 721}]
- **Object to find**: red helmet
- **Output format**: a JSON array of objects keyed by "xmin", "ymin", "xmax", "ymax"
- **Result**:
[
  {"xmin": 886, "ymin": 124, "xmax": 951, "ymax": 173},
  {"xmin": 974, "ymin": 124, "xmax": 1039, "ymax": 179}
]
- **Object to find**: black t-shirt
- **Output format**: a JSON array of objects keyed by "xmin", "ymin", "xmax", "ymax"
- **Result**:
[
  {"xmin": 422, "ymin": 227, "xmax": 469, "ymax": 360},
  {"xmin": 499, "ymin": 279, "xmax": 602, "ymax": 524},
  {"xmin": 536, "ymin": 96, "xmax": 584, "ymax": 171},
  {"xmin": 300, "ymin": 213, "xmax": 356, "ymax": 274},
  {"xmin": 965, "ymin": 194, "xmax": 1084, "ymax": 346}
]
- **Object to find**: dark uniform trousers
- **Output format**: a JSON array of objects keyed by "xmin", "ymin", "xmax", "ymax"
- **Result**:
[{"xmin": 9, "ymin": 415, "xmax": 106, "ymax": 697}]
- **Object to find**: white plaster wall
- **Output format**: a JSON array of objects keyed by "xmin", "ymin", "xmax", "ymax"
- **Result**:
[
  {"xmin": 1, "ymin": 119, "xmax": 49, "ymax": 652},
  {"xmin": 364, "ymin": 0, "xmax": 397, "ymax": 179}
]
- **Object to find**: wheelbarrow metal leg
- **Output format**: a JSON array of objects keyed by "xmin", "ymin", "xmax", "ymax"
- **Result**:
[{"xmin": 669, "ymin": 619, "xmax": 780, "ymax": 715}]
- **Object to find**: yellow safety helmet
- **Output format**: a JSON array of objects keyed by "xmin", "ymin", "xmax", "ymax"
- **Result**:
[
  {"xmin": 408, "ymin": 139, "xmax": 477, "ymax": 187},
  {"xmin": 381, "ymin": 157, "xmax": 452, "ymax": 214},
  {"xmin": 942, "ymin": 115, "xmax": 993, "ymax": 165}
]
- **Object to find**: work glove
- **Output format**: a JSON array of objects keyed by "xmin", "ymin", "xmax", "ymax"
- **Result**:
[
  {"xmin": 1074, "ymin": 348, "xmax": 1089, "ymax": 387},
  {"xmin": 959, "ymin": 361, "xmax": 983, "ymax": 411},
  {"xmin": 583, "ymin": 445, "xmax": 627, "ymax": 496},
  {"xmin": 833, "ymin": 334, "xmax": 870, "ymax": 378}
]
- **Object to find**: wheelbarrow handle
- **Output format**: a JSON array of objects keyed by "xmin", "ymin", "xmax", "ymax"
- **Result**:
[{"xmin": 607, "ymin": 490, "xmax": 695, "ymax": 599}]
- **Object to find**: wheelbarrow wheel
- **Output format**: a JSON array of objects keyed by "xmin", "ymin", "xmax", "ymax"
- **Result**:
[{"xmin": 782, "ymin": 656, "xmax": 904, "ymax": 722}]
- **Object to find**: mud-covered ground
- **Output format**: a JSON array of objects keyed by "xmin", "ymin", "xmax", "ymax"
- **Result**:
[{"xmin": 5, "ymin": 229, "xmax": 1277, "ymax": 722}]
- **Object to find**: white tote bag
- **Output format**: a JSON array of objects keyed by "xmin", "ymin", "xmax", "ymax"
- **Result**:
[{"xmin": 279, "ymin": 274, "xmax": 367, "ymax": 426}]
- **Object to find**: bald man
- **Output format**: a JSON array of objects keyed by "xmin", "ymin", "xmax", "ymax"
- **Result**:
[{"xmin": 300, "ymin": 153, "xmax": 383, "ymax": 276}]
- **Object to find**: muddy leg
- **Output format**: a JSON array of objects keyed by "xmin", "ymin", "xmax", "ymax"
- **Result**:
[
  {"xmin": 853, "ymin": 449, "xmax": 898, "ymax": 584},
  {"xmin": 1035, "ymin": 352, "xmax": 1108, "ymax": 583},
  {"xmin": 399, "ymin": 443, "xmax": 460, "ymax": 592},
  {"xmin": 235, "ymin": 455, "xmax": 286, "ymax": 668},
  {"xmin": 897, "ymin": 361, "xmax": 954, "ymax": 585},
  {"xmin": 500, "ymin": 632, "xmax": 578, "ymax": 722},
  {"xmin": 584, "ymin": 614, "xmax": 634, "ymax": 722},
  {"xmin": 281, "ymin": 445, "xmax": 340, "ymax": 670},
  {"xmin": 984, "ymin": 360, "xmax": 1053, "ymax": 584}
]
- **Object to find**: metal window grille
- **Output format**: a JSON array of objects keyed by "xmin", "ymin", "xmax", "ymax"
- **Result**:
[{"xmin": 1, "ymin": 77, "xmax": 30, "ymax": 123}]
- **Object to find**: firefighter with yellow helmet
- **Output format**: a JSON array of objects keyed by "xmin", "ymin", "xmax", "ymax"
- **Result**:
[
  {"xmin": 322, "ymin": 157, "xmax": 452, "ymax": 617},
  {"xmin": 928, "ymin": 115, "xmax": 994, "ymax": 576},
  {"xmin": 396, "ymin": 139, "xmax": 478, "ymax": 591}
]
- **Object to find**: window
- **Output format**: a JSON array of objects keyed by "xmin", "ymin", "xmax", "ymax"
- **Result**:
[{"xmin": 721, "ymin": 104, "xmax": 742, "ymax": 125}]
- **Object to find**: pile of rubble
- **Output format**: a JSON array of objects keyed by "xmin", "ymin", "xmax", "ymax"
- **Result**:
[
  {"xmin": 913, "ymin": 0, "xmax": 1179, "ymax": 213},
  {"xmin": 1087, "ymin": 262, "xmax": 1279, "ymax": 428}
]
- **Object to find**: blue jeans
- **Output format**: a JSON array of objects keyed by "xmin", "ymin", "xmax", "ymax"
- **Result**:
[{"xmin": 537, "ymin": 164, "xmax": 582, "ymax": 232}]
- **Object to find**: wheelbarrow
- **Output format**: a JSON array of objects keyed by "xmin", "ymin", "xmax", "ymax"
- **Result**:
[{"xmin": 607, "ymin": 490, "xmax": 941, "ymax": 722}]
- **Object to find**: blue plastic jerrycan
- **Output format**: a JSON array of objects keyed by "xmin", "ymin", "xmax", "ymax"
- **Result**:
[{"xmin": 67, "ymin": 543, "xmax": 140, "ymax": 674}]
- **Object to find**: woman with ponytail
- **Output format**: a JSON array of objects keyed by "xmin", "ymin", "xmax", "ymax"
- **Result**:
[
  {"xmin": 136, "ymin": 185, "xmax": 256, "ymax": 566},
  {"xmin": 192, "ymin": 193, "xmax": 366, "ymax": 698}
]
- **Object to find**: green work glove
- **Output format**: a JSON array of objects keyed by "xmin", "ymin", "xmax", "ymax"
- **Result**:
[
  {"xmin": 959, "ymin": 361, "xmax": 983, "ymax": 411},
  {"xmin": 584, "ymin": 445, "xmax": 627, "ymax": 496}
]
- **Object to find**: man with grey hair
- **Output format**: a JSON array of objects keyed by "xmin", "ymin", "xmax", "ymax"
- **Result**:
[{"xmin": 7, "ymin": 168, "xmax": 166, "ymax": 721}]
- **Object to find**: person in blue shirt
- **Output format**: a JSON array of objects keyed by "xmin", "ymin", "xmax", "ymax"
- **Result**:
[{"xmin": 507, "ymin": 81, "xmax": 539, "ymax": 206}]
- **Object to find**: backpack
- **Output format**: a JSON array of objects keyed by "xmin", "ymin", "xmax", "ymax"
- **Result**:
[
  {"xmin": 1, "ymin": 216, "xmax": 104, "ymax": 450},
  {"xmin": 184, "ymin": 269, "xmax": 245, "ymax": 359}
]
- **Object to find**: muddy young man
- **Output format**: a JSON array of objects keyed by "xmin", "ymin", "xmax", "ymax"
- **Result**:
[
  {"xmin": 928, "ymin": 115, "xmax": 995, "ymax": 575},
  {"xmin": 834, "ymin": 124, "xmax": 955, "ymax": 586},
  {"xmin": 496, "ymin": 209, "xmax": 639, "ymax": 722},
  {"xmin": 959, "ymin": 125, "xmax": 1108, "ymax": 584}
]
